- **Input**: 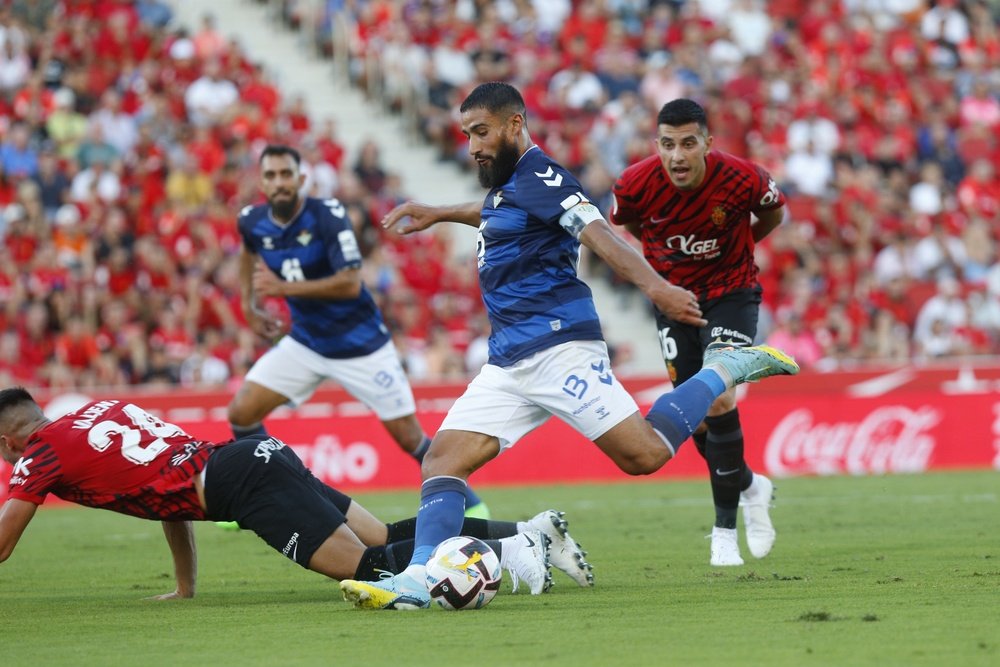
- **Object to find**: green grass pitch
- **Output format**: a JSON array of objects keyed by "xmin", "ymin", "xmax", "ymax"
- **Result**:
[{"xmin": 2, "ymin": 471, "xmax": 997, "ymax": 667}]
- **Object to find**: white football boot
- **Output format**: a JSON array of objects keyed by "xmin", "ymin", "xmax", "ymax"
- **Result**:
[
  {"xmin": 741, "ymin": 473, "xmax": 777, "ymax": 559},
  {"xmin": 526, "ymin": 510, "xmax": 594, "ymax": 587},
  {"xmin": 499, "ymin": 530, "xmax": 552, "ymax": 595},
  {"xmin": 709, "ymin": 526, "xmax": 744, "ymax": 566}
]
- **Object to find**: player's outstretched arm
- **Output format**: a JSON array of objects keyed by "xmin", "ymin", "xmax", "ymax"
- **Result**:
[
  {"xmin": 0, "ymin": 498, "xmax": 38, "ymax": 564},
  {"xmin": 149, "ymin": 520, "xmax": 197, "ymax": 600},
  {"xmin": 381, "ymin": 201, "xmax": 482, "ymax": 234},
  {"xmin": 580, "ymin": 219, "xmax": 707, "ymax": 327}
]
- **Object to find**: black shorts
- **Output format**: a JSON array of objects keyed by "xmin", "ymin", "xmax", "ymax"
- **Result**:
[
  {"xmin": 654, "ymin": 287, "xmax": 762, "ymax": 387},
  {"xmin": 203, "ymin": 436, "xmax": 353, "ymax": 568}
]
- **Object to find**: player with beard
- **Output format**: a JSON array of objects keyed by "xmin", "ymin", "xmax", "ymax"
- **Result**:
[
  {"xmin": 338, "ymin": 82, "xmax": 800, "ymax": 610},
  {"xmin": 609, "ymin": 98, "xmax": 787, "ymax": 566},
  {"xmin": 227, "ymin": 144, "xmax": 489, "ymax": 522}
]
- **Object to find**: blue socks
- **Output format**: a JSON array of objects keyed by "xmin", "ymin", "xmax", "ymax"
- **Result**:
[
  {"xmin": 410, "ymin": 436, "xmax": 485, "ymax": 510},
  {"xmin": 410, "ymin": 475, "xmax": 468, "ymax": 566},
  {"xmin": 645, "ymin": 368, "xmax": 727, "ymax": 453}
]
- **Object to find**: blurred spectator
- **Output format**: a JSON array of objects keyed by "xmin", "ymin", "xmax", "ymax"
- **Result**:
[
  {"xmin": 913, "ymin": 276, "xmax": 968, "ymax": 346},
  {"xmin": 765, "ymin": 310, "xmax": 824, "ymax": 368},
  {"xmin": 4, "ymin": 0, "xmax": 1000, "ymax": 394},
  {"xmin": 914, "ymin": 222, "xmax": 966, "ymax": 282},
  {"xmin": 184, "ymin": 59, "xmax": 239, "ymax": 127},
  {"xmin": 0, "ymin": 122, "xmax": 38, "ymax": 178}
]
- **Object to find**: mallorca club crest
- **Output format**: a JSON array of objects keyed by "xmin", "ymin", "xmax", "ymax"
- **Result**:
[
  {"xmin": 711, "ymin": 206, "xmax": 727, "ymax": 228},
  {"xmin": 667, "ymin": 362, "xmax": 678, "ymax": 384}
]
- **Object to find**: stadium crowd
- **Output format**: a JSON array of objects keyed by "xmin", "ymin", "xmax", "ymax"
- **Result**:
[{"xmin": 1, "ymin": 0, "xmax": 999, "ymax": 393}]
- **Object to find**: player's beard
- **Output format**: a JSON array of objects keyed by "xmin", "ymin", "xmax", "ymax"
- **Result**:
[
  {"xmin": 477, "ymin": 137, "xmax": 520, "ymax": 189},
  {"xmin": 268, "ymin": 191, "xmax": 300, "ymax": 221}
]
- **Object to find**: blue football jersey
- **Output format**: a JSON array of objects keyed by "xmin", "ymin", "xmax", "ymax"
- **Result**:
[
  {"xmin": 477, "ymin": 146, "xmax": 604, "ymax": 366},
  {"xmin": 237, "ymin": 197, "xmax": 390, "ymax": 359}
]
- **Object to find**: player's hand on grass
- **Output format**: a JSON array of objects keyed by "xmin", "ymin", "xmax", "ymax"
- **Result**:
[
  {"xmin": 652, "ymin": 283, "xmax": 707, "ymax": 327},
  {"xmin": 145, "ymin": 590, "xmax": 193, "ymax": 601},
  {"xmin": 381, "ymin": 201, "xmax": 438, "ymax": 235}
]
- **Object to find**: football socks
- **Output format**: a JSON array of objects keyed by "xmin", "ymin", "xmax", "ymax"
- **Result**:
[
  {"xmin": 705, "ymin": 408, "xmax": 746, "ymax": 529},
  {"xmin": 410, "ymin": 475, "xmax": 468, "ymax": 566},
  {"xmin": 645, "ymin": 368, "xmax": 726, "ymax": 452},
  {"xmin": 410, "ymin": 436, "xmax": 486, "ymax": 512}
]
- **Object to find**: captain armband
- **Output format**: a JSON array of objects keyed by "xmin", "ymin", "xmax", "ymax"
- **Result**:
[{"xmin": 558, "ymin": 202, "xmax": 605, "ymax": 239}]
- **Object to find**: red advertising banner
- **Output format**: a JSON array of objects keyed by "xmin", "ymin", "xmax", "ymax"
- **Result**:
[{"xmin": 3, "ymin": 363, "xmax": 998, "ymax": 502}]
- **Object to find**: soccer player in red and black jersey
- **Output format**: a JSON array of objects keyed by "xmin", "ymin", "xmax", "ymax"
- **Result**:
[
  {"xmin": 610, "ymin": 98, "xmax": 786, "ymax": 567},
  {"xmin": 0, "ymin": 387, "xmax": 558, "ymax": 599}
]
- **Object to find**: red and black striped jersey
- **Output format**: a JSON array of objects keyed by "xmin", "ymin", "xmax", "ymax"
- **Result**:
[
  {"xmin": 610, "ymin": 151, "xmax": 784, "ymax": 302},
  {"xmin": 6, "ymin": 400, "xmax": 218, "ymax": 520}
]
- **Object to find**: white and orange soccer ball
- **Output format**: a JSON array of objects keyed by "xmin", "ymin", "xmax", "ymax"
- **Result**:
[{"xmin": 425, "ymin": 536, "xmax": 502, "ymax": 610}]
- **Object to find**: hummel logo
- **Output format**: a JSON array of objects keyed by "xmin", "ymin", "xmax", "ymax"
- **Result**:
[
  {"xmin": 534, "ymin": 166, "xmax": 563, "ymax": 187},
  {"xmin": 715, "ymin": 468, "xmax": 741, "ymax": 476}
]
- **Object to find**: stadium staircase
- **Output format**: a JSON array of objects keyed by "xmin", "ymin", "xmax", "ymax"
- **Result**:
[{"xmin": 170, "ymin": 0, "xmax": 662, "ymax": 374}]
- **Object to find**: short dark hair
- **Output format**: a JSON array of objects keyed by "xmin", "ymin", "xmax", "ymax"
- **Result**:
[
  {"xmin": 657, "ymin": 99, "xmax": 708, "ymax": 133},
  {"xmin": 259, "ymin": 144, "xmax": 301, "ymax": 166},
  {"xmin": 0, "ymin": 387, "xmax": 36, "ymax": 419},
  {"xmin": 460, "ymin": 81, "xmax": 526, "ymax": 119}
]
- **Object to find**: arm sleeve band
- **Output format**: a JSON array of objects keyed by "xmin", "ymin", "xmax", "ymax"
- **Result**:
[{"xmin": 558, "ymin": 202, "xmax": 605, "ymax": 239}]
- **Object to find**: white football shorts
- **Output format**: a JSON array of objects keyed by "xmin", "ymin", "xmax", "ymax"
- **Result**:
[
  {"xmin": 439, "ymin": 339, "xmax": 639, "ymax": 451},
  {"xmin": 245, "ymin": 336, "xmax": 416, "ymax": 420}
]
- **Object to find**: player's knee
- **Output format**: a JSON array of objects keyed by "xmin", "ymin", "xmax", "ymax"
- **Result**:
[
  {"xmin": 227, "ymin": 397, "xmax": 256, "ymax": 426},
  {"xmin": 615, "ymin": 448, "xmax": 667, "ymax": 476}
]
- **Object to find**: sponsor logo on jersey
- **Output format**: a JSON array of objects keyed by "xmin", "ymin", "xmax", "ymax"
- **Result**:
[
  {"xmin": 710, "ymin": 327, "xmax": 753, "ymax": 345},
  {"xmin": 282, "ymin": 532, "xmax": 300, "ymax": 561},
  {"xmin": 170, "ymin": 443, "xmax": 200, "ymax": 467},
  {"xmin": 711, "ymin": 206, "xmax": 727, "ymax": 228},
  {"xmin": 263, "ymin": 237, "xmax": 274, "ymax": 249},
  {"xmin": 665, "ymin": 233, "xmax": 720, "ymax": 258},
  {"xmin": 253, "ymin": 437, "xmax": 286, "ymax": 462},
  {"xmin": 10, "ymin": 457, "xmax": 32, "ymax": 485},
  {"xmin": 296, "ymin": 230, "xmax": 313, "ymax": 246}
]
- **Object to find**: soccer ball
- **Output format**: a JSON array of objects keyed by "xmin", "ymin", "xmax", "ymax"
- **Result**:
[{"xmin": 425, "ymin": 536, "xmax": 502, "ymax": 611}]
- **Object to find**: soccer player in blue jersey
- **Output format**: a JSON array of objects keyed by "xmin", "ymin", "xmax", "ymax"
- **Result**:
[
  {"xmin": 226, "ymin": 145, "xmax": 488, "ymax": 519},
  {"xmin": 339, "ymin": 83, "xmax": 799, "ymax": 610}
]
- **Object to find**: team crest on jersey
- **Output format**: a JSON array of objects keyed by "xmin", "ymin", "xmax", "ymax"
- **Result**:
[
  {"xmin": 667, "ymin": 362, "xmax": 677, "ymax": 383},
  {"xmin": 711, "ymin": 206, "xmax": 727, "ymax": 228},
  {"xmin": 550, "ymin": 319, "xmax": 562, "ymax": 332},
  {"xmin": 493, "ymin": 191, "xmax": 503, "ymax": 208},
  {"xmin": 262, "ymin": 237, "xmax": 274, "ymax": 249},
  {"xmin": 297, "ymin": 230, "xmax": 313, "ymax": 246}
]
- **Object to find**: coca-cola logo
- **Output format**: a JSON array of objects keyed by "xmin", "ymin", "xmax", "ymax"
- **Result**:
[{"xmin": 765, "ymin": 406, "xmax": 941, "ymax": 476}]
